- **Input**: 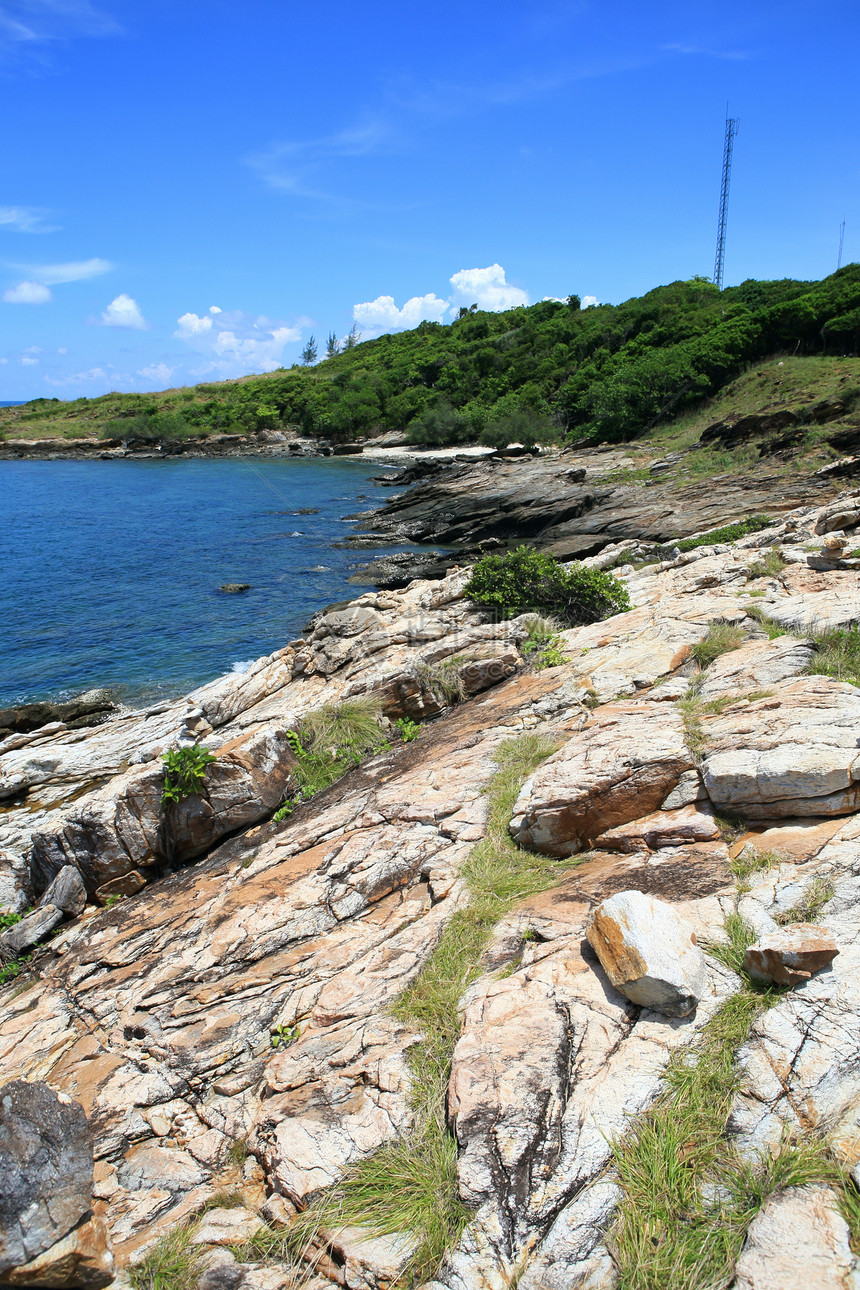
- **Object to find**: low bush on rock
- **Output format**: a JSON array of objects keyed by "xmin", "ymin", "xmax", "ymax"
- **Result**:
[
  {"xmin": 676, "ymin": 515, "xmax": 772, "ymax": 552},
  {"xmin": 161, "ymin": 743, "xmax": 217, "ymax": 807},
  {"xmin": 465, "ymin": 546, "xmax": 631, "ymax": 626},
  {"xmin": 274, "ymin": 697, "xmax": 389, "ymax": 820},
  {"xmin": 690, "ymin": 622, "xmax": 745, "ymax": 668}
]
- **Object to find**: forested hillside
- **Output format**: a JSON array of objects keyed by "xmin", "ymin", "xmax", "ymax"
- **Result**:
[{"xmin": 4, "ymin": 265, "xmax": 860, "ymax": 446}]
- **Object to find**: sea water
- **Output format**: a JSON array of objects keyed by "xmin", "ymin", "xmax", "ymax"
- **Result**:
[{"xmin": 2, "ymin": 456, "xmax": 415, "ymax": 706}]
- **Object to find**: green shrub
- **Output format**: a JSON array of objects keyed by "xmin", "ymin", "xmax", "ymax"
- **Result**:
[
  {"xmin": 465, "ymin": 546, "xmax": 631, "ymax": 627},
  {"xmin": 691, "ymin": 622, "xmax": 746, "ymax": 667},
  {"xmin": 806, "ymin": 626, "xmax": 860, "ymax": 687},
  {"xmin": 676, "ymin": 515, "xmax": 772, "ymax": 552},
  {"xmin": 161, "ymin": 743, "xmax": 217, "ymax": 807},
  {"xmin": 396, "ymin": 716, "xmax": 421, "ymax": 742},
  {"xmin": 746, "ymin": 548, "xmax": 788, "ymax": 579}
]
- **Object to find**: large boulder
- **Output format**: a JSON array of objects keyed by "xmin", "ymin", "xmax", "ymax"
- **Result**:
[
  {"xmin": 700, "ymin": 677, "xmax": 860, "ymax": 820},
  {"xmin": 744, "ymin": 924, "xmax": 839, "ymax": 987},
  {"xmin": 0, "ymin": 905, "xmax": 62, "ymax": 960},
  {"xmin": 0, "ymin": 1081, "xmax": 95, "ymax": 1275},
  {"xmin": 510, "ymin": 703, "xmax": 694, "ymax": 856},
  {"xmin": 30, "ymin": 725, "xmax": 297, "ymax": 896},
  {"xmin": 585, "ymin": 890, "xmax": 708, "ymax": 1017},
  {"xmin": 37, "ymin": 866, "xmax": 87, "ymax": 918}
]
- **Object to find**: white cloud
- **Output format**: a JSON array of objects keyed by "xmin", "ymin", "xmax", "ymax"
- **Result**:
[
  {"xmin": 138, "ymin": 362, "xmax": 174, "ymax": 386},
  {"xmin": 351, "ymin": 263, "xmax": 530, "ymax": 339},
  {"xmin": 100, "ymin": 293, "xmax": 147, "ymax": 329},
  {"xmin": 449, "ymin": 264, "xmax": 529, "ymax": 311},
  {"xmin": 0, "ymin": 206, "xmax": 58, "ymax": 233},
  {"xmin": 11, "ymin": 256, "xmax": 112, "ymax": 284},
  {"xmin": 174, "ymin": 307, "xmax": 302, "ymax": 375},
  {"xmin": 46, "ymin": 366, "xmax": 113, "ymax": 388},
  {"xmin": 3, "ymin": 280, "xmax": 52, "ymax": 303},
  {"xmin": 21, "ymin": 355, "xmax": 38, "ymax": 365},
  {"xmin": 353, "ymin": 292, "xmax": 449, "ymax": 337},
  {"xmin": 582, "ymin": 295, "xmax": 599, "ymax": 308}
]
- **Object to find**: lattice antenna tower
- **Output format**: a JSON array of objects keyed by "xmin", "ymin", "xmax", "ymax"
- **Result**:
[{"xmin": 713, "ymin": 112, "xmax": 740, "ymax": 290}]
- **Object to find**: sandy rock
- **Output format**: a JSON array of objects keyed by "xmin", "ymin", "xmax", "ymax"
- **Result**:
[
  {"xmin": 0, "ymin": 904, "xmax": 62, "ymax": 958},
  {"xmin": 758, "ymin": 565, "xmax": 860, "ymax": 632},
  {"xmin": 733, "ymin": 1185, "xmax": 855, "ymax": 1289},
  {"xmin": 0, "ymin": 1214, "xmax": 115, "ymax": 1288},
  {"xmin": 744, "ymin": 924, "xmax": 839, "ymax": 986},
  {"xmin": 258, "ymin": 1195, "xmax": 295, "ymax": 1227},
  {"xmin": 191, "ymin": 1208, "xmax": 260, "ymax": 1246},
  {"xmin": 0, "ymin": 849, "xmax": 32, "ymax": 914},
  {"xmin": 586, "ymin": 890, "xmax": 708, "ymax": 1016},
  {"xmin": 595, "ymin": 803, "xmax": 720, "ymax": 853},
  {"xmin": 661, "ymin": 769, "xmax": 707, "ymax": 809},
  {"xmin": 119, "ymin": 1144, "xmax": 208, "ymax": 1192},
  {"xmin": 700, "ymin": 678, "xmax": 860, "ymax": 819},
  {"xmin": 0, "ymin": 1080, "xmax": 94, "ymax": 1275},
  {"xmin": 697, "ymin": 636, "xmax": 815, "ymax": 699},
  {"xmin": 95, "ymin": 871, "xmax": 146, "ymax": 905},
  {"xmin": 37, "ymin": 865, "xmax": 87, "ymax": 917},
  {"xmin": 324, "ymin": 1226, "xmax": 420, "ymax": 1289},
  {"xmin": 510, "ymin": 702, "xmax": 694, "ymax": 856}
]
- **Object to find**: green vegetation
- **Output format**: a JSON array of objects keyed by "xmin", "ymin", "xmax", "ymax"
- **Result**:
[
  {"xmin": 746, "ymin": 605, "xmax": 787, "ymax": 640},
  {"xmin": 775, "ymin": 876, "xmax": 835, "ymax": 925},
  {"xmin": 277, "ymin": 697, "xmax": 389, "ymax": 816},
  {"xmin": 677, "ymin": 516, "xmax": 772, "ymax": 552},
  {"xmin": 746, "ymin": 548, "xmax": 788, "ymax": 579},
  {"xmin": 283, "ymin": 732, "xmax": 569, "ymax": 1286},
  {"xmin": 160, "ymin": 743, "xmax": 218, "ymax": 807},
  {"xmin": 0, "ymin": 910, "xmax": 22, "ymax": 930},
  {"xmin": 414, "ymin": 657, "xmax": 467, "ymax": 707},
  {"xmin": 128, "ymin": 1220, "xmax": 204, "ymax": 1290},
  {"xmin": 270, "ymin": 1023, "xmax": 299, "ymax": 1050},
  {"xmin": 519, "ymin": 613, "xmax": 567, "ymax": 667},
  {"xmin": 806, "ymin": 626, "xmax": 860, "ymax": 687},
  {"xmin": 690, "ymin": 622, "xmax": 746, "ymax": 668},
  {"xmin": 5, "ymin": 269, "xmax": 858, "ymax": 449},
  {"xmin": 729, "ymin": 847, "xmax": 781, "ymax": 894},
  {"xmin": 465, "ymin": 546, "xmax": 631, "ymax": 627},
  {"xmin": 0, "ymin": 953, "xmax": 32, "ymax": 986},
  {"xmin": 395, "ymin": 716, "xmax": 421, "ymax": 742}
]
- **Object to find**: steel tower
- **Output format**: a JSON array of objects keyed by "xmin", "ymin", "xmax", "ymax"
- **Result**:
[{"xmin": 713, "ymin": 114, "xmax": 740, "ymax": 290}]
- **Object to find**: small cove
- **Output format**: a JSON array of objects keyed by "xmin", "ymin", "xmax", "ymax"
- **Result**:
[{"xmin": 2, "ymin": 456, "xmax": 421, "ymax": 707}]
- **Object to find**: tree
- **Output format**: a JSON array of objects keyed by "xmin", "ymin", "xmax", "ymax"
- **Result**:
[
  {"xmin": 325, "ymin": 332, "xmax": 340, "ymax": 359},
  {"xmin": 301, "ymin": 335, "xmax": 318, "ymax": 365},
  {"xmin": 343, "ymin": 324, "xmax": 361, "ymax": 351}
]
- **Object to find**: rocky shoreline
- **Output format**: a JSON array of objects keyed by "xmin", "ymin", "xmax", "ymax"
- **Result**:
[{"xmin": 3, "ymin": 488, "xmax": 860, "ymax": 1287}]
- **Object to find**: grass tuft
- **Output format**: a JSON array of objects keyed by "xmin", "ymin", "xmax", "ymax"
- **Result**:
[
  {"xmin": 128, "ymin": 1221, "xmax": 204, "ymax": 1290},
  {"xmin": 806, "ymin": 626, "xmax": 860, "ymax": 688},
  {"xmin": 729, "ymin": 848, "xmax": 782, "ymax": 894},
  {"xmin": 691, "ymin": 623, "xmax": 746, "ymax": 668},
  {"xmin": 414, "ymin": 657, "xmax": 467, "ymax": 706},
  {"xmin": 746, "ymin": 549, "xmax": 788, "ymax": 580},
  {"xmin": 775, "ymin": 876, "xmax": 835, "ymax": 925}
]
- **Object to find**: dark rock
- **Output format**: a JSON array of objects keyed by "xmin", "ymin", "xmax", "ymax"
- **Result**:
[
  {"xmin": 0, "ymin": 1080, "xmax": 93, "ymax": 1275},
  {"xmin": 0, "ymin": 694, "xmax": 116, "ymax": 742},
  {"xmin": 699, "ymin": 409, "xmax": 799, "ymax": 447},
  {"xmin": 219, "ymin": 584, "xmax": 251, "ymax": 594},
  {"xmin": 331, "ymin": 443, "xmax": 364, "ymax": 455},
  {"xmin": 37, "ymin": 867, "xmax": 86, "ymax": 918},
  {"xmin": 492, "ymin": 444, "xmax": 539, "ymax": 458},
  {"xmin": 0, "ymin": 905, "xmax": 62, "ymax": 960},
  {"xmin": 196, "ymin": 1250, "xmax": 245, "ymax": 1290},
  {"xmin": 349, "ymin": 551, "xmax": 458, "ymax": 589}
]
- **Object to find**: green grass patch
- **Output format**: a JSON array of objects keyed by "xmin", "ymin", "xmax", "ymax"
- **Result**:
[
  {"xmin": 746, "ymin": 549, "xmax": 788, "ymax": 580},
  {"xmin": 284, "ymin": 732, "xmax": 569, "ymax": 1287},
  {"xmin": 676, "ymin": 516, "xmax": 772, "ymax": 552},
  {"xmin": 278, "ymin": 697, "xmax": 389, "ymax": 813},
  {"xmin": 774, "ymin": 876, "xmax": 835, "ymax": 925},
  {"xmin": 690, "ymin": 622, "xmax": 746, "ymax": 668},
  {"xmin": 128, "ymin": 1221, "xmax": 204, "ymax": 1290},
  {"xmin": 414, "ymin": 658, "xmax": 467, "ymax": 706},
  {"xmin": 729, "ymin": 848, "xmax": 782, "ymax": 894},
  {"xmin": 806, "ymin": 626, "xmax": 860, "ymax": 687}
]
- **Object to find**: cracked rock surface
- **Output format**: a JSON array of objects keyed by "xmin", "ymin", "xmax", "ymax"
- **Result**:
[{"xmin": 3, "ymin": 490, "xmax": 860, "ymax": 1287}]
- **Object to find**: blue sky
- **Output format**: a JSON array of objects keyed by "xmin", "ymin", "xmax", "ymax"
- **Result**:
[{"xmin": 1, "ymin": 0, "xmax": 858, "ymax": 399}]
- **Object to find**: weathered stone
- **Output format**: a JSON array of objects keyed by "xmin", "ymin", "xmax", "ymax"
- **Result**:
[
  {"xmin": 700, "ymin": 678, "xmax": 860, "ymax": 819},
  {"xmin": 258, "ymin": 1195, "xmax": 295, "ymax": 1227},
  {"xmin": 191, "ymin": 1207, "xmax": 259, "ymax": 1246},
  {"xmin": 744, "ymin": 924, "xmax": 839, "ymax": 987},
  {"xmin": 661, "ymin": 769, "xmax": 707, "ymax": 809},
  {"xmin": 0, "ymin": 1080, "xmax": 94, "ymax": 1275},
  {"xmin": 95, "ymin": 871, "xmax": 146, "ymax": 905},
  {"xmin": 119, "ymin": 1145, "xmax": 208, "ymax": 1193},
  {"xmin": 594, "ymin": 803, "xmax": 720, "ymax": 852},
  {"xmin": 0, "ymin": 849, "xmax": 31, "ymax": 915},
  {"xmin": 0, "ymin": 904, "xmax": 62, "ymax": 958},
  {"xmin": 733, "ymin": 1185, "xmax": 855, "ymax": 1290},
  {"xmin": 196, "ymin": 1248, "xmax": 245, "ymax": 1290},
  {"xmin": 585, "ymin": 890, "xmax": 708, "ymax": 1016},
  {"xmin": 0, "ymin": 1214, "xmax": 115, "ymax": 1288},
  {"xmin": 510, "ymin": 703, "xmax": 694, "ymax": 856},
  {"xmin": 38, "ymin": 865, "xmax": 87, "ymax": 917}
]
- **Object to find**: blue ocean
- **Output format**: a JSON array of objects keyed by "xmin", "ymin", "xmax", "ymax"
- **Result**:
[{"xmin": 2, "ymin": 457, "xmax": 414, "ymax": 707}]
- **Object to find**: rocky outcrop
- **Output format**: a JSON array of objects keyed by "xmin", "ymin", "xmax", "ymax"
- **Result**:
[{"xmin": 3, "ymin": 489, "xmax": 860, "ymax": 1287}]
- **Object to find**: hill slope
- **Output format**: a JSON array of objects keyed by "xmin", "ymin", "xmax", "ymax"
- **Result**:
[{"xmin": 3, "ymin": 266, "xmax": 860, "ymax": 448}]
